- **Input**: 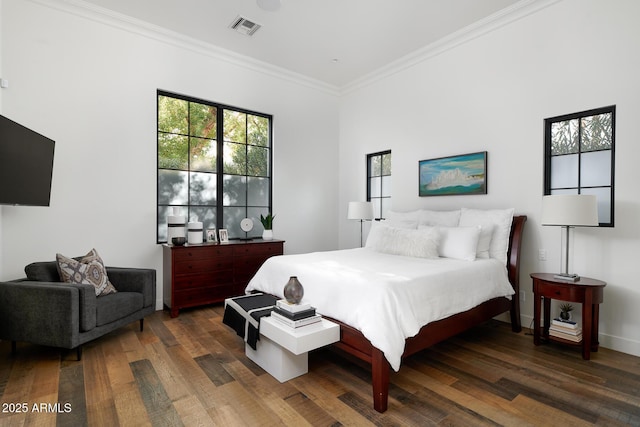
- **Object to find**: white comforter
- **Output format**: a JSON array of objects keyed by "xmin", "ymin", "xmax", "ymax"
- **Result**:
[{"xmin": 245, "ymin": 248, "xmax": 514, "ymax": 371}]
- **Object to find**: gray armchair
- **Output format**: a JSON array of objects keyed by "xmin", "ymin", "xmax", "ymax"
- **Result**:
[{"xmin": 0, "ymin": 261, "xmax": 156, "ymax": 360}]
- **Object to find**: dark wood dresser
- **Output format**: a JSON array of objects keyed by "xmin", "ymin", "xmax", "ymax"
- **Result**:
[{"xmin": 163, "ymin": 239, "xmax": 284, "ymax": 317}]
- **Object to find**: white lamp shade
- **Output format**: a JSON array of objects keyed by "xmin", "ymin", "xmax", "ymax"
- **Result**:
[
  {"xmin": 347, "ymin": 201, "xmax": 374, "ymax": 220},
  {"xmin": 541, "ymin": 195, "xmax": 599, "ymax": 226}
]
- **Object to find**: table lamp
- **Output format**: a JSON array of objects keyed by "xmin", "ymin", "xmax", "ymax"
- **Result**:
[
  {"xmin": 348, "ymin": 201, "xmax": 374, "ymax": 247},
  {"xmin": 541, "ymin": 194, "xmax": 599, "ymax": 281}
]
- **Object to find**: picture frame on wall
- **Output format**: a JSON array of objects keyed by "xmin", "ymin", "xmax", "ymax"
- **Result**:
[{"xmin": 419, "ymin": 151, "xmax": 487, "ymax": 197}]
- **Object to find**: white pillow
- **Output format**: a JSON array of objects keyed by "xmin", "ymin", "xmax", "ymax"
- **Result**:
[
  {"xmin": 365, "ymin": 220, "xmax": 386, "ymax": 248},
  {"xmin": 459, "ymin": 208, "xmax": 514, "ymax": 264},
  {"xmin": 385, "ymin": 210, "xmax": 419, "ymax": 229},
  {"xmin": 476, "ymin": 224, "xmax": 494, "ymax": 259},
  {"xmin": 435, "ymin": 226, "xmax": 481, "ymax": 261},
  {"xmin": 418, "ymin": 209, "xmax": 461, "ymax": 227},
  {"xmin": 367, "ymin": 223, "xmax": 439, "ymax": 259}
]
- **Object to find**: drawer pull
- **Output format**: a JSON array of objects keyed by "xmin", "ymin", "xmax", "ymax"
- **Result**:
[{"xmin": 555, "ymin": 291, "xmax": 561, "ymax": 295}]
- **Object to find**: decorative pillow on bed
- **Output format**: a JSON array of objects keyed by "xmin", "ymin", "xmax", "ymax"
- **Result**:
[
  {"xmin": 366, "ymin": 222, "xmax": 439, "ymax": 258},
  {"xmin": 385, "ymin": 210, "xmax": 420, "ymax": 229},
  {"xmin": 430, "ymin": 225, "xmax": 481, "ymax": 261},
  {"xmin": 56, "ymin": 248, "xmax": 117, "ymax": 296},
  {"xmin": 476, "ymin": 224, "xmax": 494, "ymax": 259},
  {"xmin": 418, "ymin": 209, "xmax": 461, "ymax": 227},
  {"xmin": 459, "ymin": 208, "xmax": 514, "ymax": 264}
]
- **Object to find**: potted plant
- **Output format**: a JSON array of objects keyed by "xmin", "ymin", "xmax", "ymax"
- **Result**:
[
  {"xmin": 260, "ymin": 213, "xmax": 275, "ymax": 240},
  {"xmin": 559, "ymin": 303, "xmax": 574, "ymax": 321}
]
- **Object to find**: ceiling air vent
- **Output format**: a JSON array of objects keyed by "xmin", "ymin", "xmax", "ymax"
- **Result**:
[{"xmin": 230, "ymin": 16, "xmax": 261, "ymax": 36}]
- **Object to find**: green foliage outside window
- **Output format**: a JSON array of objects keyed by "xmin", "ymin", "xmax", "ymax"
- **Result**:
[{"xmin": 550, "ymin": 112, "xmax": 612, "ymax": 155}]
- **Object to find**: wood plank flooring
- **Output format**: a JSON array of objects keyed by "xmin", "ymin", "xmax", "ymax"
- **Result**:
[{"xmin": 1, "ymin": 305, "xmax": 639, "ymax": 426}]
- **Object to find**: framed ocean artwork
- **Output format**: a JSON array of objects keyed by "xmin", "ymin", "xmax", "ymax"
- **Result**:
[{"xmin": 419, "ymin": 151, "xmax": 487, "ymax": 196}]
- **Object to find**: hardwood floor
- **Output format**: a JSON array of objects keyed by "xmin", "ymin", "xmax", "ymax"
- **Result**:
[{"xmin": 1, "ymin": 305, "xmax": 639, "ymax": 426}]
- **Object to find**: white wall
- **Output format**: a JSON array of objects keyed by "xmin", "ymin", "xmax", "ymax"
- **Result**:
[
  {"xmin": 0, "ymin": 0, "xmax": 340, "ymax": 308},
  {"xmin": 339, "ymin": 0, "xmax": 640, "ymax": 356}
]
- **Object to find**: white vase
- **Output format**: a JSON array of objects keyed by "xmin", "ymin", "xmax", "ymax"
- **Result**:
[{"xmin": 262, "ymin": 229, "xmax": 273, "ymax": 240}]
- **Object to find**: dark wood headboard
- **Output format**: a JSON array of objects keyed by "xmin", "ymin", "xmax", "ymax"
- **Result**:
[
  {"xmin": 506, "ymin": 215, "xmax": 526, "ymax": 332},
  {"xmin": 507, "ymin": 215, "xmax": 527, "ymax": 291}
]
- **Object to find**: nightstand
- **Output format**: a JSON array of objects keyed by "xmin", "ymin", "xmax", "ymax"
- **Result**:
[{"xmin": 531, "ymin": 273, "xmax": 606, "ymax": 360}]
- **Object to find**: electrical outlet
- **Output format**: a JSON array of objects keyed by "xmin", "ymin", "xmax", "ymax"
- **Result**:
[
  {"xmin": 538, "ymin": 249, "xmax": 547, "ymax": 261},
  {"xmin": 519, "ymin": 291, "xmax": 526, "ymax": 302}
]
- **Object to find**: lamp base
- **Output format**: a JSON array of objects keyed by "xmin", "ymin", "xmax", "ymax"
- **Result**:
[{"xmin": 553, "ymin": 273, "xmax": 580, "ymax": 282}]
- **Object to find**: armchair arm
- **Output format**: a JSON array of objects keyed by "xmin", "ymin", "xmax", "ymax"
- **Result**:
[
  {"xmin": 106, "ymin": 267, "xmax": 156, "ymax": 308},
  {"xmin": 0, "ymin": 281, "xmax": 96, "ymax": 349}
]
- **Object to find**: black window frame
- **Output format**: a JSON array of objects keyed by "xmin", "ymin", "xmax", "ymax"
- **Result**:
[
  {"xmin": 156, "ymin": 90, "xmax": 273, "ymax": 243},
  {"xmin": 544, "ymin": 105, "xmax": 615, "ymax": 227},
  {"xmin": 367, "ymin": 150, "xmax": 391, "ymax": 220}
]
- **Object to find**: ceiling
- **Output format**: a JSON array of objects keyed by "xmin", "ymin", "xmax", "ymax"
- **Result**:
[{"xmin": 80, "ymin": 0, "xmax": 521, "ymax": 89}]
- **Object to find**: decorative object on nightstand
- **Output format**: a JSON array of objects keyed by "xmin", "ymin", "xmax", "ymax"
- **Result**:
[
  {"xmin": 348, "ymin": 201, "xmax": 374, "ymax": 247},
  {"xmin": 541, "ymin": 194, "xmax": 599, "ymax": 281},
  {"xmin": 283, "ymin": 276, "xmax": 304, "ymax": 304},
  {"xmin": 559, "ymin": 303, "xmax": 573, "ymax": 321},
  {"xmin": 260, "ymin": 213, "xmax": 275, "ymax": 240}
]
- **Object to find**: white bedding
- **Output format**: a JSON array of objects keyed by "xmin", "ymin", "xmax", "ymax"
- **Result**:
[{"xmin": 245, "ymin": 248, "xmax": 514, "ymax": 371}]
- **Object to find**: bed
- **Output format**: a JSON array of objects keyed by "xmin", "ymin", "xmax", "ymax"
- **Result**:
[{"xmin": 246, "ymin": 209, "xmax": 526, "ymax": 412}]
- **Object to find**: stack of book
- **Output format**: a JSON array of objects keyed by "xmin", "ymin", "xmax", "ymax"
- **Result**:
[
  {"xmin": 549, "ymin": 318, "xmax": 582, "ymax": 342},
  {"xmin": 270, "ymin": 299, "xmax": 321, "ymax": 328}
]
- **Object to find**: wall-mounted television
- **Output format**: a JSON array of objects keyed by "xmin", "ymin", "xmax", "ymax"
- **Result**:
[{"xmin": 0, "ymin": 115, "xmax": 55, "ymax": 206}]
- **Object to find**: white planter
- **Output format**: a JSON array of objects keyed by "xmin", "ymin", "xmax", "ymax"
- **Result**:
[{"xmin": 262, "ymin": 229, "xmax": 273, "ymax": 240}]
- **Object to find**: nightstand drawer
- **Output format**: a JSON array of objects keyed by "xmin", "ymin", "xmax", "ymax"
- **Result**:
[{"xmin": 536, "ymin": 283, "xmax": 582, "ymax": 301}]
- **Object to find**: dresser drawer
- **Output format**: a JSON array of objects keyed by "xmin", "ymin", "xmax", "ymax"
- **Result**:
[
  {"xmin": 173, "ymin": 284, "xmax": 237, "ymax": 307},
  {"xmin": 173, "ymin": 270, "xmax": 234, "ymax": 290},
  {"xmin": 174, "ymin": 257, "xmax": 233, "ymax": 275},
  {"xmin": 174, "ymin": 245, "xmax": 233, "ymax": 262},
  {"xmin": 232, "ymin": 242, "xmax": 283, "ymax": 257}
]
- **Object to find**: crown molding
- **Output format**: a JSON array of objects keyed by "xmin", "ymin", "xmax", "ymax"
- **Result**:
[
  {"xmin": 27, "ymin": 0, "xmax": 341, "ymax": 97},
  {"xmin": 340, "ymin": 0, "xmax": 562, "ymax": 95}
]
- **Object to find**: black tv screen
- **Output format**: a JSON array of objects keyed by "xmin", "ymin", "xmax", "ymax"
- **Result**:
[{"xmin": 0, "ymin": 115, "xmax": 55, "ymax": 206}]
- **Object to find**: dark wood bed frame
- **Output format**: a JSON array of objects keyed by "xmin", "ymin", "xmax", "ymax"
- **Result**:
[{"xmin": 323, "ymin": 215, "xmax": 527, "ymax": 413}]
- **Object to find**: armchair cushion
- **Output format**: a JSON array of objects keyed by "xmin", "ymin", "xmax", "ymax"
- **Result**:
[
  {"xmin": 96, "ymin": 292, "xmax": 143, "ymax": 326},
  {"xmin": 56, "ymin": 249, "xmax": 117, "ymax": 296}
]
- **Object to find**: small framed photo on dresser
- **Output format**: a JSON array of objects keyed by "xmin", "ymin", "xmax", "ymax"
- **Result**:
[
  {"xmin": 206, "ymin": 228, "xmax": 217, "ymax": 243},
  {"xmin": 218, "ymin": 229, "xmax": 229, "ymax": 243}
]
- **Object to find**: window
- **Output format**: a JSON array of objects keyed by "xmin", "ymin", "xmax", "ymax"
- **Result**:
[
  {"xmin": 544, "ymin": 106, "xmax": 615, "ymax": 226},
  {"xmin": 367, "ymin": 150, "xmax": 391, "ymax": 219},
  {"xmin": 157, "ymin": 91, "xmax": 272, "ymax": 242}
]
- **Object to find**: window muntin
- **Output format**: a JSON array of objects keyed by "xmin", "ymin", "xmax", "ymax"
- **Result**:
[
  {"xmin": 367, "ymin": 150, "xmax": 391, "ymax": 220},
  {"xmin": 157, "ymin": 91, "xmax": 272, "ymax": 242},
  {"xmin": 544, "ymin": 106, "xmax": 615, "ymax": 226}
]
